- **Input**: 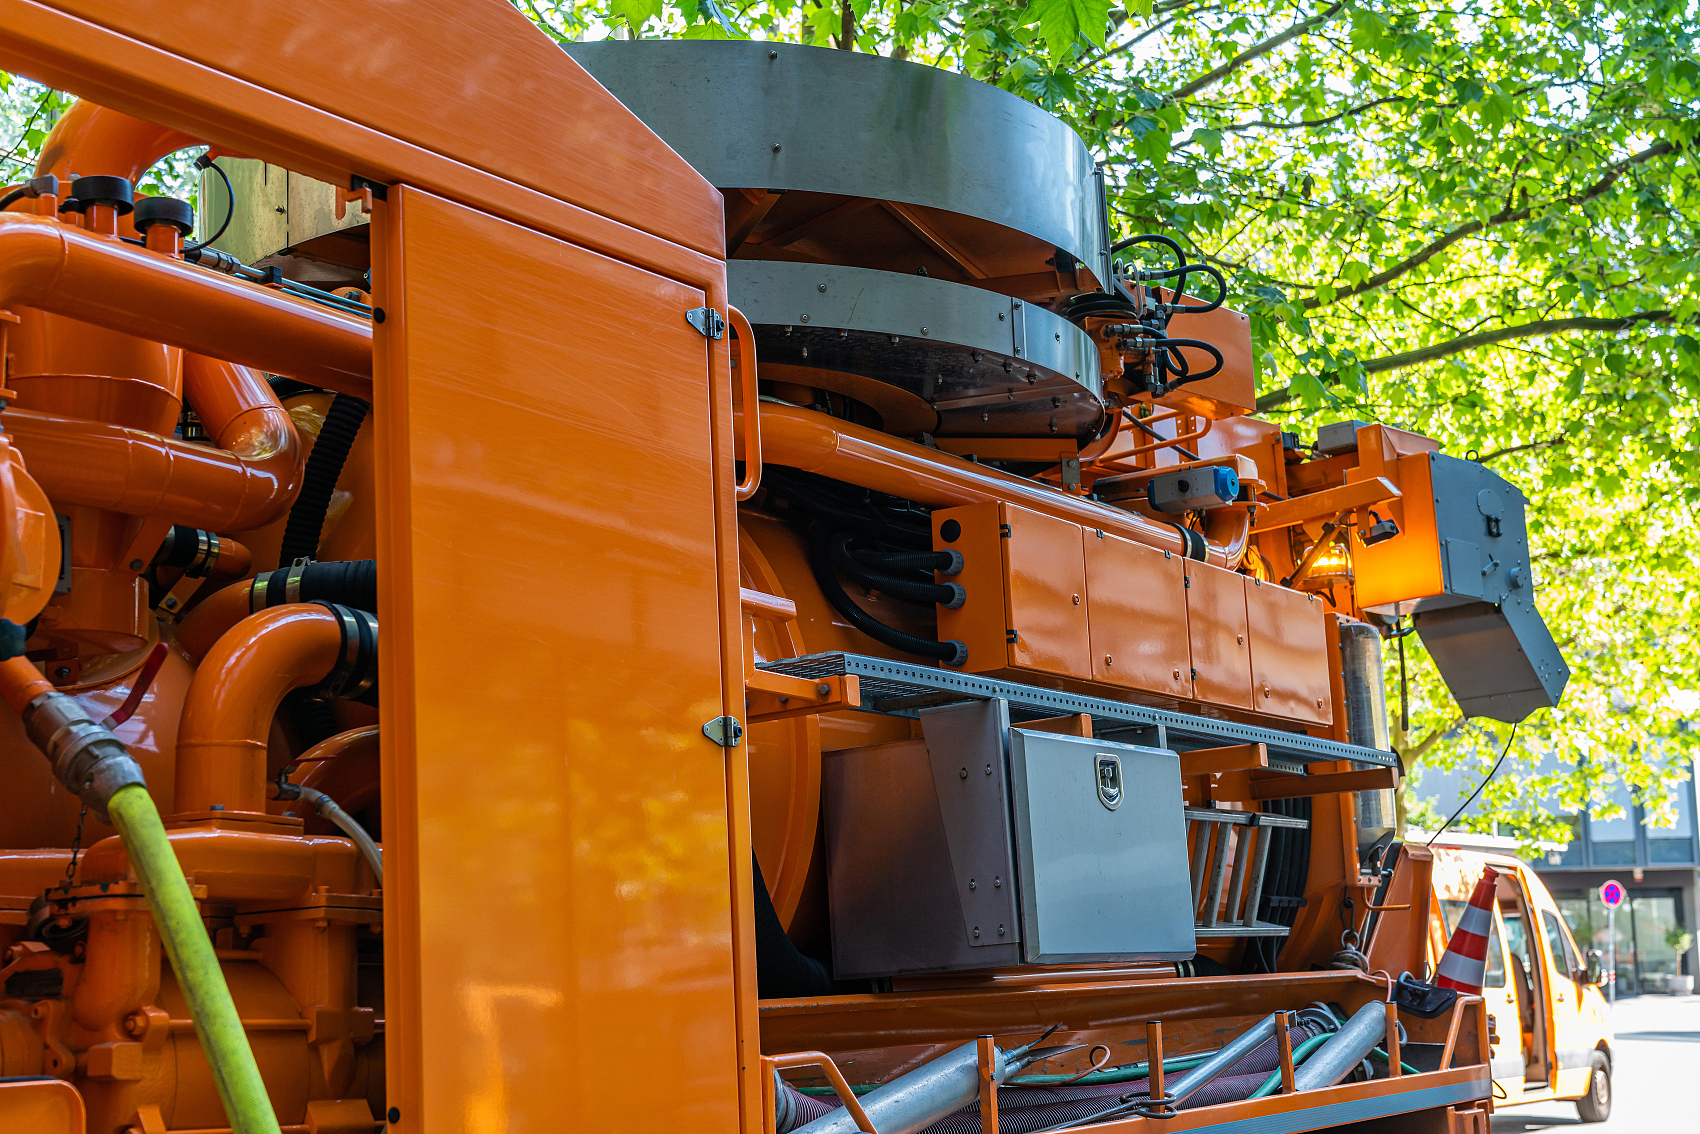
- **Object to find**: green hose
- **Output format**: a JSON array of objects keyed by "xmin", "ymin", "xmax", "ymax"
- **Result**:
[
  {"xmin": 109, "ymin": 784, "xmax": 283, "ymax": 1134},
  {"xmin": 1007, "ymin": 1053, "xmax": 1213, "ymax": 1086},
  {"xmin": 1247, "ymin": 1034, "xmax": 1333, "ymax": 1099}
]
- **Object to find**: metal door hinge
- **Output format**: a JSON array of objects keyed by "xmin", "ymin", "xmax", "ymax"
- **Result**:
[
  {"xmin": 686, "ymin": 307, "xmax": 726, "ymax": 339},
  {"xmin": 1006, "ymin": 630, "xmax": 1019, "ymax": 644},
  {"xmin": 702, "ymin": 715, "xmax": 744, "ymax": 747}
]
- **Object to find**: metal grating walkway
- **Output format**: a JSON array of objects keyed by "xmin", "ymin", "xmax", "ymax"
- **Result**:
[{"xmin": 758, "ymin": 652, "xmax": 1396, "ymax": 771}]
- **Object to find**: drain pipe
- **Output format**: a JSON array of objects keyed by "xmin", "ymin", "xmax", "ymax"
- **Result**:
[{"xmin": 0, "ymin": 641, "xmax": 282, "ymax": 1134}]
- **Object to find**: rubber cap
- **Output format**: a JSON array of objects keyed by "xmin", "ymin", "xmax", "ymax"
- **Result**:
[
  {"xmin": 66, "ymin": 175, "xmax": 134, "ymax": 214},
  {"xmin": 133, "ymin": 195, "xmax": 195, "ymax": 234}
]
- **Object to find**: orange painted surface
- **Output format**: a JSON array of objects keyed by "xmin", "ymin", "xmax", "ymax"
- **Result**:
[
  {"xmin": 1085, "ymin": 528, "xmax": 1191, "ymax": 696},
  {"xmin": 0, "ymin": 1079, "xmax": 84, "ymax": 1134},
  {"xmin": 11, "ymin": 0, "xmax": 722, "ymax": 260},
  {"xmin": 371, "ymin": 187, "xmax": 739, "ymax": 1132},
  {"xmin": 1003, "ymin": 505, "xmax": 1091, "ymax": 679},
  {"xmin": 1244, "ymin": 579, "xmax": 1332, "ymax": 725},
  {"xmin": 1352, "ymin": 451, "xmax": 1443, "ymax": 612},
  {"xmin": 932, "ymin": 501, "xmax": 1013, "ymax": 672},
  {"xmin": 33, "ymin": 98, "xmax": 196, "ymax": 181},
  {"xmin": 1185, "ymin": 561, "xmax": 1253, "ymax": 709}
]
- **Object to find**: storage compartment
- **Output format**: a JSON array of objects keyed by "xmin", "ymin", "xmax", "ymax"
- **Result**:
[
  {"xmin": 823, "ymin": 699, "xmax": 1194, "ymax": 978},
  {"xmin": 1244, "ymin": 577, "xmax": 1333, "ymax": 725},
  {"xmin": 1184, "ymin": 561, "xmax": 1252, "ymax": 709},
  {"xmin": 1084, "ymin": 529, "xmax": 1191, "ymax": 697}
]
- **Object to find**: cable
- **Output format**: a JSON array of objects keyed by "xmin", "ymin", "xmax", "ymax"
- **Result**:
[
  {"xmin": 183, "ymin": 155, "xmax": 233, "ymax": 254},
  {"xmin": 1426, "ymin": 724, "xmax": 1519, "ymax": 847},
  {"xmin": 807, "ymin": 526, "xmax": 967, "ymax": 666},
  {"xmin": 0, "ymin": 186, "xmax": 28, "ymax": 212}
]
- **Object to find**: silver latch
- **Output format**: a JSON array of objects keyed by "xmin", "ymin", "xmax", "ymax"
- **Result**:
[
  {"xmin": 702, "ymin": 715, "xmax": 744, "ymax": 747},
  {"xmin": 686, "ymin": 307, "xmax": 726, "ymax": 339}
]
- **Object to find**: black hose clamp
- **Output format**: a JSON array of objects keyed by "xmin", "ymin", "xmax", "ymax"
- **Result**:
[{"xmin": 306, "ymin": 602, "xmax": 378, "ymax": 701}]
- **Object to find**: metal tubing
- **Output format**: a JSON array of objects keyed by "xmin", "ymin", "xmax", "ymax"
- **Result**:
[
  {"xmin": 175, "ymin": 604, "xmax": 345, "ymax": 815},
  {"xmin": 1163, "ymin": 1013, "xmax": 1280, "ymax": 1106},
  {"xmin": 748, "ymin": 402, "xmax": 1246, "ymax": 567},
  {"xmin": 1202, "ymin": 821, "xmax": 1230, "ymax": 926},
  {"xmin": 1292, "ymin": 1001, "xmax": 1389, "ymax": 1091},
  {"xmin": 1241, "ymin": 822, "xmax": 1274, "ymax": 927},
  {"xmin": 792, "ymin": 1040, "xmax": 1016, "ymax": 1134},
  {"xmin": 294, "ymin": 784, "xmax": 382, "ymax": 885},
  {"xmin": 0, "ymin": 213, "xmax": 372, "ymax": 395}
]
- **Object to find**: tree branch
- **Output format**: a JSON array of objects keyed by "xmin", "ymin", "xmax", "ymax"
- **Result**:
[
  {"xmin": 1256, "ymin": 310, "xmax": 1681, "ymax": 410},
  {"xmin": 1475, "ymin": 437, "xmax": 1569, "ymax": 464},
  {"xmin": 1218, "ymin": 95, "xmax": 1407, "ymax": 133},
  {"xmin": 1302, "ymin": 138, "xmax": 1682, "ymax": 309},
  {"xmin": 1164, "ymin": 2, "xmax": 1346, "ymax": 103}
]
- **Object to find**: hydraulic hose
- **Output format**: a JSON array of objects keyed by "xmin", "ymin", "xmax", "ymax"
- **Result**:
[
  {"xmin": 851, "ymin": 547, "xmax": 963, "ymax": 575},
  {"xmin": 808, "ymin": 527, "xmax": 967, "ymax": 666},
  {"xmin": 277, "ymin": 394, "xmax": 370, "ymax": 566},
  {"xmin": 829, "ymin": 532, "xmax": 965, "ymax": 608},
  {"xmin": 279, "ymin": 783, "xmax": 382, "ymax": 886},
  {"xmin": 107, "ymin": 785, "xmax": 283, "ymax": 1134}
]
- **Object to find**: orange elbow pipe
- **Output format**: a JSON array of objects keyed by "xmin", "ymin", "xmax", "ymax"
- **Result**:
[
  {"xmin": 749, "ymin": 402, "xmax": 1240, "ymax": 568},
  {"xmin": 174, "ymin": 581, "xmax": 255, "ymax": 663},
  {"xmin": 5, "ymin": 406, "xmax": 301, "ymax": 531},
  {"xmin": 175, "ymin": 604, "xmax": 344, "ymax": 815},
  {"xmin": 33, "ymin": 102, "xmax": 199, "ymax": 184},
  {"xmin": 0, "ymin": 213, "xmax": 371, "ymax": 395}
]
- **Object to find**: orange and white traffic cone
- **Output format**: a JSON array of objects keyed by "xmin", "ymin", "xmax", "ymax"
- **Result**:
[{"xmin": 1435, "ymin": 866, "xmax": 1500, "ymax": 992}]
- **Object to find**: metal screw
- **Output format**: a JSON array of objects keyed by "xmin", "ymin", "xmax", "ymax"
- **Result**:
[
  {"xmin": 800, "ymin": 314, "xmax": 809, "ymax": 322},
  {"xmin": 921, "ymin": 326, "xmax": 929, "ymax": 335},
  {"xmin": 816, "ymin": 683, "xmax": 830, "ymax": 697},
  {"xmin": 1055, "ymin": 332, "xmax": 1062, "ymax": 340},
  {"xmin": 969, "ymin": 878, "xmax": 977, "ymax": 890},
  {"xmin": 998, "ymin": 312, "xmax": 1006, "ymax": 321},
  {"xmin": 998, "ymin": 924, "xmax": 1006, "ymax": 935},
  {"xmin": 129, "ymin": 558, "xmax": 144, "ymax": 571},
  {"xmin": 1106, "ymin": 655, "xmax": 1114, "ymax": 666},
  {"xmin": 993, "ymin": 877, "xmax": 1001, "ymax": 889},
  {"xmin": 1072, "ymin": 594, "xmax": 1080, "ymax": 605},
  {"xmin": 984, "ymin": 763, "xmax": 992, "ymax": 775},
  {"xmin": 769, "ymin": 49, "xmax": 778, "ymax": 58},
  {"xmin": 973, "ymin": 927, "xmax": 981, "ymax": 938},
  {"xmin": 817, "ymin": 283, "xmax": 827, "ymax": 292},
  {"xmin": 51, "ymin": 666, "xmax": 70, "ymax": 681},
  {"xmin": 960, "ymin": 767, "xmax": 969, "ymax": 779},
  {"xmin": 772, "ymin": 142, "xmax": 782, "ymax": 152}
]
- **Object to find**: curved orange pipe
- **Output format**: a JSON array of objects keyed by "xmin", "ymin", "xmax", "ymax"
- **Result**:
[
  {"xmin": 0, "ymin": 212, "xmax": 371, "ymax": 395},
  {"xmin": 6, "ymin": 404, "xmax": 300, "ymax": 531},
  {"xmin": 175, "ymin": 604, "xmax": 344, "ymax": 816},
  {"xmin": 748, "ymin": 402, "xmax": 1240, "ymax": 568},
  {"xmin": 32, "ymin": 102, "xmax": 199, "ymax": 184},
  {"xmin": 174, "ymin": 581, "xmax": 255, "ymax": 663}
]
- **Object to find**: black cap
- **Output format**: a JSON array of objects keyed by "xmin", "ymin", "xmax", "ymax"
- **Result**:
[
  {"xmin": 133, "ymin": 195, "xmax": 196, "ymax": 235},
  {"xmin": 64, "ymin": 175, "xmax": 135, "ymax": 215}
]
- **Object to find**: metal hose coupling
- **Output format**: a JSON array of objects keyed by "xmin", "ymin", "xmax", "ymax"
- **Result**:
[{"xmin": 22, "ymin": 691, "xmax": 147, "ymax": 821}]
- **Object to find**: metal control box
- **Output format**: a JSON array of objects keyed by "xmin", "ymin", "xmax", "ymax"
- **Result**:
[{"xmin": 823, "ymin": 699, "xmax": 1194, "ymax": 978}]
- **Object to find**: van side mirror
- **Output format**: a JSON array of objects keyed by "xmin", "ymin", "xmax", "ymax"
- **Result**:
[{"xmin": 1585, "ymin": 949, "xmax": 1605, "ymax": 985}]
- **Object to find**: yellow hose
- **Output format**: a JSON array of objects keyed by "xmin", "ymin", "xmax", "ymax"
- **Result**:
[{"xmin": 107, "ymin": 783, "xmax": 283, "ymax": 1134}]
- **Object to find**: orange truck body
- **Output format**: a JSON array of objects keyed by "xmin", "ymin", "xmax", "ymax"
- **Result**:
[{"xmin": 0, "ymin": 5, "xmax": 1565, "ymax": 1133}]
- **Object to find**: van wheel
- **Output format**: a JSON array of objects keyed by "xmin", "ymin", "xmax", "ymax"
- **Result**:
[{"xmin": 1576, "ymin": 1051, "xmax": 1611, "ymax": 1123}]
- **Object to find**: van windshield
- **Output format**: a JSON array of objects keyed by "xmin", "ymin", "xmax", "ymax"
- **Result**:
[{"xmin": 1440, "ymin": 898, "xmax": 1506, "ymax": 987}]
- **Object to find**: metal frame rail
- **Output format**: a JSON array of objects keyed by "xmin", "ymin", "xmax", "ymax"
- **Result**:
[{"xmin": 758, "ymin": 652, "xmax": 1396, "ymax": 772}]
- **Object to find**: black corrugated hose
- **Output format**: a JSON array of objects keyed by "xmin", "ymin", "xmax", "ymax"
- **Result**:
[{"xmin": 277, "ymin": 394, "xmax": 369, "ymax": 567}]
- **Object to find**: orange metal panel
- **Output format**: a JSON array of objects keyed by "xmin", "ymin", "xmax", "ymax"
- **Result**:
[
  {"xmin": 1084, "ymin": 529, "xmax": 1190, "ymax": 697},
  {"xmin": 1245, "ymin": 578, "xmax": 1332, "ymax": 725},
  {"xmin": 16, "ymin": 0, "xmax": 722, "ymax": 259},
  {"xmin": 1156, "ymin": 301, "xmax": 1255, "ymax": 418},
  {"xmin": 372, "ymin": 189, "xmax": 739, "ymax": 1131},
  {"xmin": 1184, "ymin": 562, "xmax": 1252, "ymax": 709},
  {"xmin": 1002, "ymin": 504, "xmax": 1091, "ymax": 679},
  {"xmin": 1351, "ymin": 452, "xmax": 1444, "ymax": 612},
  {"xmin": 0, "ymin": 1078, "xmax": 84, "ymax": 1134},
  {"xmin": 933, "ymin": 501, "xmax": 1012, "ymax": 673}
]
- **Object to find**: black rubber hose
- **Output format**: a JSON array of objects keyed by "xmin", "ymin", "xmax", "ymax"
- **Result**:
[
  {"xmin": 251, "ymin": 559, "xmax": 378, "ymax": 613},
  {"xmin": 277, "ymin": 394, "xmax": 369, "ymax": 566},
  {"xmin": 830, "ymin": 533, "xmax": 964, "ymax": 608},
  {"xmin": 852, "ymin": 547, "xmax": 963, "ymax": 576},
  {"xmin": 808, "ymin": 528, "xmax": 968, "ymax": 666},
  {"xmin": 0, "ymin": 186, "xmax": 29, "ymax": 212},
  {"xmin": 752, "ymin": 853, "xmax": 836, "ymax": 999}
]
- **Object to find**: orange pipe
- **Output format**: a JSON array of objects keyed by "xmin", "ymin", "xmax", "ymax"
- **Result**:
[
  {"xmin": 32, "ymin": 101, "xmax": 198, "ymax": 183},
  {"xmin": 749, "ymin": 402, "xmax": 1240, "ymax": 567},
  {"xmin": 175, "ymin": 604, "xmax": 343, "ymax": 815},
  {"xmin": 174, "ymin": 580, "xmax": 255, "ymax": 663},
  {"xmin": 0, "ymin": 212, "xmax": 371, "ymax": 395},
  {"xmin": 0, "ymin": 654, "xmax": 55, "ymax": 713},
  {"xmin": 6, "ymin": 405, "xmax": 300, "ymax": 531}
]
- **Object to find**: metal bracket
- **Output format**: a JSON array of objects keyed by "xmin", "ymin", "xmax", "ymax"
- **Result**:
[
  {"xmin": 685, "ymin": 307, "xmax": 726, "ymax": 339},
  {"xmin": 701, "ymin": 715, "xmax": 744, "ymax": 747}
]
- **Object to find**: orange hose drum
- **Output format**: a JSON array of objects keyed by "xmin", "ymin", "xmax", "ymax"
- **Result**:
[{"xmin": 174, "ymin": 604, "xmax": 344, "ymax": 815}]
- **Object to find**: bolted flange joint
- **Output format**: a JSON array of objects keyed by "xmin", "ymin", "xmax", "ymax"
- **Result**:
[{"xmin": 22, "ymin": 691, "xmax": 147, "ymax": 822}]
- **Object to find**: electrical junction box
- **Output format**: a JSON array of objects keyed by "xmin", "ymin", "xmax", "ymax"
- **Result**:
[{"xmin": 822, "ymin": 699, "xmax": 1194, "ymax": 979}]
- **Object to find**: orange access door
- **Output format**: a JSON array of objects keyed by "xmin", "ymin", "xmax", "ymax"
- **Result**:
[{"xmin": 372, "ymin": 188, "xmax": 740, "ymax": 1130}]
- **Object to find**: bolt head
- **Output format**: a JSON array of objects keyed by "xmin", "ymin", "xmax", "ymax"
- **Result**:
[
  {"xmin": 129, "ymin": 558, "xmax": 144, "ymax": 571},
  {"xmin": 816, "ymin": 683, "xmax": 831, "ymax": 697},
  {"xmin": 772, "ymin": 142, "xmax": 782, "ymax": 152},
  {"xmin": 960, "ymin": 767, "xmax": 969, "ymax": 779},
  {"xmin": 817, "ymin": 283, "xmax": 827, "ymax": 292}
]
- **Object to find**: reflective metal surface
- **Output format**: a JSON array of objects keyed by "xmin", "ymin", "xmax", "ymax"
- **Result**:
[
  {"xmin": 563, "ymin": 40, "xmax": 1107, "ymax": 275},
  {"xmin": 732, "ymin": 261, "xmax": 1104, "ymax": 437}
]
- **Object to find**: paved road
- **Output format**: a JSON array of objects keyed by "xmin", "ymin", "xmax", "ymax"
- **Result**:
[{"xmin": 1490, "ymin": 994, "xmax": 1699, "ymax": 1131}]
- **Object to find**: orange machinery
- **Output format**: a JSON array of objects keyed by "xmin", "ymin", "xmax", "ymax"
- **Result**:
[{"xmin": 0, "ymin": 6, "xmax": 1565, "ymax": 1134}]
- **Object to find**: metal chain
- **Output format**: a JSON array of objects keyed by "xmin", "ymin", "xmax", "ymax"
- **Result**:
[{"xmin": 58, "ymin": 804, "xmax": 88, "ymax": 894}]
